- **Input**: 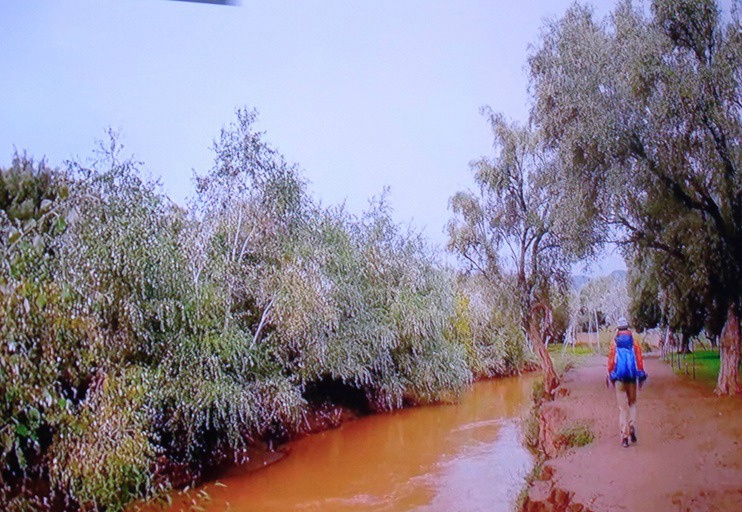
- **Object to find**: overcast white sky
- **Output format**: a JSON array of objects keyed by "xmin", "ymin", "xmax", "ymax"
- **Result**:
[{"xmin": 1, "ymin": 0, "xmax": 627, "ymax": 273}]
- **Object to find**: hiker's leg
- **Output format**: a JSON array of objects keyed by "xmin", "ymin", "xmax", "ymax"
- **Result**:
[
  {"xmin": 627, "ymin": 381, "xmax": 637, "ymax": 430},
  {"xmin": 615, "ymin": 381, "xmax": 630, "ymax": 440}
]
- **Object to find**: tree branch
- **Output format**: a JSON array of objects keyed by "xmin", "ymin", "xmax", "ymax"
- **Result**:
[
  {"xmin": 631, "ymin": 134, "xmax": 728, "ymax": 239},
  {"xmin": 252, "ymin": 297, "xmax": 274, "ymax": 345}
]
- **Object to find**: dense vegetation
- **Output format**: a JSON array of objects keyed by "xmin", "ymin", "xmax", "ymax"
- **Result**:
[{"xmin": 0, "ymin": 111, "xmax": 531, "ymax": 510}]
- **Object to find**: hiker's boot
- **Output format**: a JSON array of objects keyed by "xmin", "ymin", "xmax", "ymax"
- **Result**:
[
  {"xmin": 629, "ymin": 426, "xmax": 637, "ymax": 443},
  {"xmin": 621, "ymin": 437, "xmax": 629, "ymax": 448}
]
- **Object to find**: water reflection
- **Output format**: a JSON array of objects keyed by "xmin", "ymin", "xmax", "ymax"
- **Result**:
[{"xmin": 163, "ymin": 376, "xmax": 534, "ymax": 512}]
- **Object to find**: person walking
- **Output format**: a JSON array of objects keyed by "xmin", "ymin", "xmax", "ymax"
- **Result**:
[{"xmin": 607, "ymin": 317, "xmax": 647, "ymax": 447}]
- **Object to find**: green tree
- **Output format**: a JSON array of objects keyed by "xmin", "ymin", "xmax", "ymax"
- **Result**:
[
  {"xmin": 0, "ymin": 155, "xmax": 75, "ymax": 509},
  {"xmin": 0, "ymin": 153, "xmax": 67, "ymax": 225},
  {"xmin": 627, "ymin": 256, "xmax": 663, "ymax": 333},
  {"xmin": 530, "ymin": 0, "xmax": 742, "ymax": 394},
  {"xmin": 448, "ymin": 111, "xmax": 586, "ymax": 395},
  {"xmin": 627, "ymin": 249, "xmax": 708, "ymax": 352},
  {"xmin": 451, "ymin": 275, "xmax": 528, "ymax": 377},
  {"xmin": 574, "ymin": 273, "xmax": 629, "ymax": 340},
  {"xmin": 50, "ymin": 135, "xmax": 188, "ymax": 508}
]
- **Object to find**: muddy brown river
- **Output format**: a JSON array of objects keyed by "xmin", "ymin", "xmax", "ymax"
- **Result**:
[{"xmin": 159, "ymin": 375, "xmax": 535, "ymax": 511}]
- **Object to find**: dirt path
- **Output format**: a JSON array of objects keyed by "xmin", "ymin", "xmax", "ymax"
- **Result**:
[{"xmin": 530, "ymin": 353, "xmax": 742, "ymax": 511}]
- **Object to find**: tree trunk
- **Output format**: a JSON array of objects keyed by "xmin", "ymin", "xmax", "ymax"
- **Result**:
[
  {"xmin": 680, "ymin": 332, "xmax": 691, "ymax": 354},
  {"xmin": 534, "ymin": 336, "xmax": 560, "ymax": 396},
  {"xmin": 715, "ymin": 304, "xmax": 742, "ymax": 396},
  {"xmin": 529, "ymin": 303, "xmax": 560, "ymax": 397},
  {"xmin": 660, "ymin": 327, "xmax": 670, "ymax": 359}
]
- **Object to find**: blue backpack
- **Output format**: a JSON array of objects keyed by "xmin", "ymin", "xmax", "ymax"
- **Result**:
[{"xmin": 610, "ymin": 332, "xmax": 638, "ymax": 382}]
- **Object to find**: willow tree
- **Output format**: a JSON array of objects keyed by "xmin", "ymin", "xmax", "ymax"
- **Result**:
[
  {"xmin": 448, "ymin": 111, "xmax": 595, "ymax": 395},
  {"xmin": 529, "ymin": 0, "xmax": 742, "ymax": 394},
  {"xmin": 628, "ymin": 247, "xmax": 714, "ymax": 353},
  {"xmin": 192, "ymin": 108, "xmax": 470, "ymax": 417}
]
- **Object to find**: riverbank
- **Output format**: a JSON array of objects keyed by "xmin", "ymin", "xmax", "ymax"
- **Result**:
[
  {"xmin": 139, "ymin": 365, "xmax": 540, "ymax": 509},
  {"xmin": 136, "ymin": 375, "xmax": 536, "ymax": 511},
  {"xmin": 522, "ymin": 354, "xmax": 742, "ymax": 511}
]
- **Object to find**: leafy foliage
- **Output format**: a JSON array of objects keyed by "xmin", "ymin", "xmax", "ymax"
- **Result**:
[
  {"xmin": 574, "ymin": 273, "xmax": 629, "ymax": 332},
  {"xmin": 447, "ymin": 110, "xmax": 587, "ymax": 395},
  {"xmin": 451, "ymin": 277, "xmax": 528, "ymax": 377},
  {"xmin": 447, "ymin": 111, "xmax": 585, "ymax": 337},
  {"xmin": 1, "ymin": 110, "xmax": 528, "ymax": 509}
]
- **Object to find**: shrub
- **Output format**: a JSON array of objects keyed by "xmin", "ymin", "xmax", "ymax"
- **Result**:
[
  {"xmin": 558, "ymin": 422, "xmax": 594, "ymax": 449},
  {"xmin": 521, "ymin": 378, "xmax": 545, "ymax": 456},
  {"xmin": 49, "ymin": 367, "xmax": 156, "ymax": 511}
]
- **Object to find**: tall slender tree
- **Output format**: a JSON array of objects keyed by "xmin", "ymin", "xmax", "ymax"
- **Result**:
[{"xmin": 448, "ymin": 111, "xmax": 591, "ymax": 395}]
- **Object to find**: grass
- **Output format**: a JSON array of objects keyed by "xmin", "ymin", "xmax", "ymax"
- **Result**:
[
  {"xmin": 516, "ymin": 376, "xmax": 594, "ymax": 512},
  {"xmin": 516, "ymin": 379, "xmax": 548, "ymax": 512},
  {"xmin": 551, "ymin": 344, "xmax": 595, "ymax": 356},
  {"xmin": 558, "ymin": 422, "xmax": 594, "ymax": 449},
  {"xmin": 670, "ymin": 349, "xmax": 720, "ymax": 388},
  {"xmin": 548, "ymin": 344, "xmax": 596, "ymax": 376}
]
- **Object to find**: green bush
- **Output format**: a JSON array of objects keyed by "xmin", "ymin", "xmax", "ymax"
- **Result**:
[
  {"xmin": 448, "ymin": 277, "xmax": 528, "ymax": 378},
  {"xmin": 558, "ymin": 422, "xmax": 594, "ymax": 449},
  {"xmin": 521, "ymin": 378, "xmax": 545, "ymax": 455},
  {"xmin": 49, "ymin": 368, "xmax": 156, "ymax": 511}
]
